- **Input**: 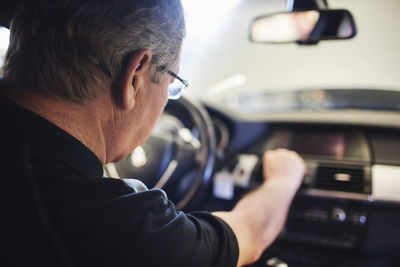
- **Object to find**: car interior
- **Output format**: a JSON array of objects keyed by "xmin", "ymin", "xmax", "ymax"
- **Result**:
[{"xmin": 1, "ymin": 0, "xmax": 400, "ymax": 266}]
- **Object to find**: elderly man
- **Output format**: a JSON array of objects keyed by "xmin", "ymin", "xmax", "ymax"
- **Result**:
[{"xmin": 0, "ymin": 0, "xmax": 305, "ymax": 266}]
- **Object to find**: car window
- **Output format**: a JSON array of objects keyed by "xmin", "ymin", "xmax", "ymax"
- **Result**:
[{"xmin": 0, "ymin": 26, "xmax": 10, "ymax": 77}]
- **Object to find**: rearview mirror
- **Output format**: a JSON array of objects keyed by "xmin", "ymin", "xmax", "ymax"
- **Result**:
[{"xmin": 250, "ymin": 9, "xmax": 356, "ymax": 44}]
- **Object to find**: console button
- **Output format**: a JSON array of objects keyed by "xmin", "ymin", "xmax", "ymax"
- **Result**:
[{"xmin": 331, "ymin": 208, "xmax": 346, "ymax": 223}]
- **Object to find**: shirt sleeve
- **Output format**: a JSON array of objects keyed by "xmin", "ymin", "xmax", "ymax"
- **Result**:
[
  {"xmin": 121, "ymin": 189, "xmax": 239, "ymax": 267},
  {"xmin": 58, "ymin": 186, "xmax": 239, "ymax": 267},
  {"xmin": 186, "ymin": 211, "xmax": 240, "ymax": 267}
]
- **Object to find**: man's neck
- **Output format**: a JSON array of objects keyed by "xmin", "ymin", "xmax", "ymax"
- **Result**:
[{"xmin": 9, "ymin": 93, "xmax": 108, "ymax": 165}]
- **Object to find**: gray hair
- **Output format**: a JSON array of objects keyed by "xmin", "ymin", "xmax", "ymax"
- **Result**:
[{"xmin": 3, "ymin": 0, "xmax": 185, "ymax": 103}]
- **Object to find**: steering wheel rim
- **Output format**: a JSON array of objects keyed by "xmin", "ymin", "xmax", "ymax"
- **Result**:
[{"xmin": 104, "ymin": 97, "xmax": 216, "ymax": 210}]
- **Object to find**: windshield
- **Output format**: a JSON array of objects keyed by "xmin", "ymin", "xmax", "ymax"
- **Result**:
[{"xmin": 180, "ymin": 0, "xmax": 400, "ymax": 111}]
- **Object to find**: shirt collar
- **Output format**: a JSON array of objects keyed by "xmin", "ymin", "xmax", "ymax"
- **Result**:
[{"xmin": 1, "ymin": 93, "xmax": 104, "ymax": 178}]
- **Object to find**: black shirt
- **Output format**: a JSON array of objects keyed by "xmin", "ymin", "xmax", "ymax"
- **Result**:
[{"xmin": 0, "ymin": 87, "xmax": 239, "ymax": 267}]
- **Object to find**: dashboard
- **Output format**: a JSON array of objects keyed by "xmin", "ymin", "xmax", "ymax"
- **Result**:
[{"xmin": 201, "ymin": 105, "xmax": 400, "ymax": 267}]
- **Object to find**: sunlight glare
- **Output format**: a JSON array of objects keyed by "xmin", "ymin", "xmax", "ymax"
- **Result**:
[
  {"xmin": 0, "ymin": 27, "xmax": 10, "ymax": 50},
  {"xmin": 182, "ymin": 0, "xmax": 241, "ymax": 40}
]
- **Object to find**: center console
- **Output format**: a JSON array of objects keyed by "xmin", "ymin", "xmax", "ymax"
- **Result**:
[{"xmin": 210, "ymin": 126, "xmax": 400, "ymax": 266}]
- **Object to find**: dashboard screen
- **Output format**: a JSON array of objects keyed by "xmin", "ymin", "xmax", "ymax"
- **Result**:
[{"xmin": 290, "ymin": 133, "xmax": 346, "ymax": 159}]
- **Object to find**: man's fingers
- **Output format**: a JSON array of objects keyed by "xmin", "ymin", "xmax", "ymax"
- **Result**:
[{"xmin": 262, "ymin": 149, "xmax": 306, "ymax": 187}]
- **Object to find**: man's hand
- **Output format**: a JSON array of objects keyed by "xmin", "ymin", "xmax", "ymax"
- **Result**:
[
  {"xmin": 213, "ymin": 149, "xmax": 306, "ymax": 267},
  {"xmin": 263, "ymin": 148, "xmax": 306, "ymax": 193}
]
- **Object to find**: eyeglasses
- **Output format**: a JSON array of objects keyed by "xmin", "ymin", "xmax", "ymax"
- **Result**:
[{"xmin": 166, "ymin": 70, "xmax": 189, "ymax": 100}]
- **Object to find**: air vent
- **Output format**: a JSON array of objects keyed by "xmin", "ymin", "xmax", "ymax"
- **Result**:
[{"xmin": 315, "ymin": 166, "xmax": 368, "ymax": 193}]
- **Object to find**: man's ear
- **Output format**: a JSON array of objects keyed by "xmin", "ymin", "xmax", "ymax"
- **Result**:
[{"xmin": 119, "ymin": 49, "xmax": 153, "ymax": 110}]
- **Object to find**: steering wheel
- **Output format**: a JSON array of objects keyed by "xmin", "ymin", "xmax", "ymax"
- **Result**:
[{"xmin": 104, "ymin": 97, "xmax": 216, "ymax": 210}]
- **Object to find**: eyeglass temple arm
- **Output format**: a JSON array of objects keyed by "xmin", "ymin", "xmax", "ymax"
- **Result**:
[{"xmin": 167, "ymin": 70, "xmax": 189, "ymax": 87}]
